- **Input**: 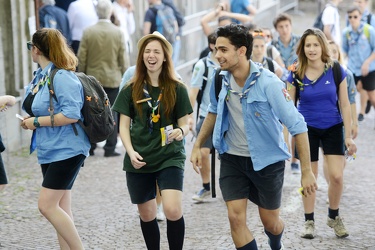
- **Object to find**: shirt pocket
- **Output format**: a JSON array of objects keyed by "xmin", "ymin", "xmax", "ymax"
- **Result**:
[{"xmin": 246, "ymin": 97, "xmax": 273, "ymax": 124}]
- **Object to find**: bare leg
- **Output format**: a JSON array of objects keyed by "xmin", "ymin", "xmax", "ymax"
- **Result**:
[{"xmin": 38, "ymin": 188, "xmax": 84, "ymax": 249}]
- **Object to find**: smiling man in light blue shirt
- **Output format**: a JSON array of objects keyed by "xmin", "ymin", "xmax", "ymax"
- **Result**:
[{"xmin": 190, "ymin": 24, "xmax": 317, "ymax": 250}]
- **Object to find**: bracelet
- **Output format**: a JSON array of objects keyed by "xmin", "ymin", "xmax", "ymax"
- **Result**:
[{"xmin": 177, "ymin": 127, "xmax": 184, "ymax": 137}]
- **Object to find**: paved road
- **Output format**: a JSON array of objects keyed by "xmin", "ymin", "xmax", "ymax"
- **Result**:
[{"xmin": 1, "ymin": 2, "xmax": 375, "ymax": 250}]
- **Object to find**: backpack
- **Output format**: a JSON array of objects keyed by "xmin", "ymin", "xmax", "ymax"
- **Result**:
[
  {"xmin": 265, "ymin": 57, "xmax": 275, "ymax": 73},
  {"xmin": 162, "ymin": 0, "xmax": 185, "ymax": 28},
  {"xmin": 266, "ymin": 46, "xmax": 273, "ymax": 58},
  {"xmin": 153, "ymin": 4, "xmax": 178, "ymax": 44},
  {"xmin": 195, "ymin": 57, "xmax": 209, "ymax": 120},
  {"xmin": 292, "ymin": 60, "xmax": 342, "ymax": 108},
  {"xmin": 48, "ymin": 69, "xmax": 115, "ymax": 143},
  {"xmin": 313, "ymin": 4, "xmax": 336, "ymax": 32}
]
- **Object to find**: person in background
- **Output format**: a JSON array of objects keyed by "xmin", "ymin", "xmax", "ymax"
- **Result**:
[
  {"xmin": 251, "ymin": 29, "xmax": 283, "ymax": 78},
  {"xmin": 112, "ymin": 31, "xmax": 192, "ymax": 249},
  {"xmin": 350, "ymin": 0, "xmax": 375, "ymax": 120},
  {"xmin": 272, "ymin": 13, "xmax": 301, "ymax": 174},
  {"xmin": 21, "ymin": 28, "xmax": 90, "ymax": 249},
  {"xmin": 162, "ymin": 0, "xmax": 186, "ymax": 65},
  {"xmin": 342, "ymin": 6, "xmax": 375, "ymax": 123},
  {"xmin": 191, "ymin": 23, "xmax": 317, "ymax": 250},
  {"xmin": 77, "ymin": 0, "xmax": 128, "ymax": 157},
  {"xmin": 286, "ymin": 28, "xmax": 357, "ymax": 239},
  {"xmin": 321, "ymin": 0, "xmax": 342, "ymax": 45},
  {"xmin": 38, "ymin": 0, "xmax": 72, "ymax": 45},
  {"xmin": 67, "ymin": 0, "xmax": 98, "ymax": 54},
  {"xmin": 224, "ymin": 0, "xmax": 257, "ymax": 24},
  {"xmin": 55, "ymin": 0, "xmax": 75, "ymax": 11},
  {"xmin": 113, "ymin": 0, "xmax": 136, "ymax": 61},
  {"xmin": 188, "ymin": 33, "xmax": 219, "ymax": 203},
  {"xmin": 0, "ymin": 95, "xmax": 16, "ymax": 192}
]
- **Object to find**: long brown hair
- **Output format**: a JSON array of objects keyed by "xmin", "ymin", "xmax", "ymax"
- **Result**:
[
  {"xmin": 32, "ymin": 28, "xmax": 77, "ymax": 71},
  {"xmin": 295, "ymin": 28, "xmax": 332, "ymax": 78},
  {"xmin": 129, "ymin": 37, "xmax": 182, "ymax": 118}
]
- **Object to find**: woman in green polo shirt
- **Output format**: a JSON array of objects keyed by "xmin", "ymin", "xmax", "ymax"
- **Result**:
[{"xmin": 112, "ymin": 31, "xmax": 193, "ymax": 250}]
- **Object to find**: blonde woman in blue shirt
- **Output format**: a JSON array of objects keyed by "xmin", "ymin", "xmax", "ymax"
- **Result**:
[{"xmin": 21, "ymin": 28, "xmax": 90, "ymax": 249}]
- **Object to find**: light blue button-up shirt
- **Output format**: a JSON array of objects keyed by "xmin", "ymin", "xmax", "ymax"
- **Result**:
[
  {"xmin": 342, "ymin": 22, "xmax": 375, "ymax": 76},
  {"xmin": 208, "ymin": 61, "xmax": 307, "ymax": 171},
  {"xmin": 23, "ymin": 62, "xmax": 90, "ymax": 164}
]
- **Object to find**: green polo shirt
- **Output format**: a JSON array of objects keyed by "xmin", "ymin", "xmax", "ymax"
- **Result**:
[{"xmin": 112, "ymin": 82, "xmax": 193, "ymax": 173}]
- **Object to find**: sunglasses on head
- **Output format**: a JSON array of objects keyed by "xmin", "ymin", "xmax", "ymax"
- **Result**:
[
  {"xmin": 348, "ymin": 15, "xmax": 358, "ymax": 19},
  {"xmin": 27, "ymin": 41, "xmax": 34, "ymax": 50}
]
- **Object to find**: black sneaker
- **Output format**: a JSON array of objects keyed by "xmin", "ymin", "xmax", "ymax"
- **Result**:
[
  {"xmin": 365, "ymin": 100, "xmax": 372, "ymax": 114},
  {"xmin": 358, "ymin": 114, "xmax": 364, "ymax": 122}
]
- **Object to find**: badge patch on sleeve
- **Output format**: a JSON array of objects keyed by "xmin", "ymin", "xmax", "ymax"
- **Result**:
[{"xmin": 282, "ymin": 88, "xmax": 291, "ymax": 102}]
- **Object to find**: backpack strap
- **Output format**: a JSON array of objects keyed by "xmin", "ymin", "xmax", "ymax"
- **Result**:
[
  {"xmin": 214, "ymin": 69, "xmax": 222, "ymax": 101},
  {"xmin": 48, "ymin": 68, "xmax": 79, "ymax": 135},
  {"xmin": 267, "ymin": 46, "xmax": 273, "ymax": 58},
  {"xmin": 196, "ymin": 57, "xmax": 208, "ymax": 121},
  {"xmin": 265, "ymin": 57, "xmax": 275, "ymax": 73},
  {"xmin": 367, "ymin": 13, "xmax": 372, "ymax": 25}
]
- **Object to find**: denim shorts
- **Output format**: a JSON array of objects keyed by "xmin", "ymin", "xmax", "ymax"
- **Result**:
[
  {"xmin": 126, "ymin": 167, "xmax": 184, "ymax": 204},
  {"xmin": 219, "ymin": 153, "xmax": 285, "ymax": 210},
  {"xmin": 41, "ymin": 154, "xmax": 86, "ymax": 190}
]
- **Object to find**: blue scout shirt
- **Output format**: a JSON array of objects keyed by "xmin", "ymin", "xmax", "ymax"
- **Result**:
[
  {"xmin": 24, "ymin": 62, "xmax": 90, "ymax": 164},
  {"xmin": 342, "ymin": 22, "xmax": 375, "ymax": 76},
  {"xmin": 208, "ymin": 61, "xmax": 307, "ymax": 171}
]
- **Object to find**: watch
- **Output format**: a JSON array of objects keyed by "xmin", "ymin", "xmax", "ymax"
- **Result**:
[{"xmin": 33, "ymin": 117, "xmax": 40, "ymax": 128}]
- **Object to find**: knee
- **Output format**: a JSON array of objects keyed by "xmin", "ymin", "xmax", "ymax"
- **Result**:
[
  {"xmin": 38, "ymin": 199, "xmax": 53, "ymax": 217},
  {"xmin": 329, "ymin": 173, "xmax": 343, "ymax": 186},
  {"xmin": 228, "ymin": 211, "xmax": 246, "ymax": 230},
  {"xmin": 0, "ymin": 184, "xmax": 6, "ymax": 192},
  {"xmin": 163, "ymin": 205, "xmax": 182, "ymax": 221}
]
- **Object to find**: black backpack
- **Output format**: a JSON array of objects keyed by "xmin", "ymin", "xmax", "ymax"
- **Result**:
[
  {"xmin": 48, "ymin": 69, "xmax": 115, "ymax": 143},
  {"xmin": 313, "ymin": 4, "xmax": 336, "ymax": 32},
  {"xmin": 195, "ymin": 57, "xmax": 209, "ymax": 120}
]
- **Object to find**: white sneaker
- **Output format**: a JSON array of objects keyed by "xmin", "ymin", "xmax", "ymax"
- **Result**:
[
  {"xmin": 156, "ymin": 204, "xmax": 165, "ymax": 222},
  {"xmin": 192, "ymin": 188, "xmax": 211, "ymax": 203},
  {"xmin": 301, "ymin": 220, "xmax": 315, "ymax": 239}
]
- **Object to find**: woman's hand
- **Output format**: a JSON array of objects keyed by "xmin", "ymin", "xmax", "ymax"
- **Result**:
[
  {"xmin": 21, "ymin": 117, "xmax": 36, "ymax": 130},
  {"xmin": 129, "ymin": 151, "xmax": 146, "ymax": 169}
]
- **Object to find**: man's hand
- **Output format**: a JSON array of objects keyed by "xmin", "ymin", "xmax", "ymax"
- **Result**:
[
  {"xmin": 300, "ymin": 169, "xmax": 318, "ymax": 197},
  {"xmin": 190, "ymin": 145, "xmax": 202, "ymax": 174}
]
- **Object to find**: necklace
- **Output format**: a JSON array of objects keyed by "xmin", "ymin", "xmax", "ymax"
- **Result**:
[{"xmin": 293, "ymin": 63, "xmax": 329, "ymax": 91}]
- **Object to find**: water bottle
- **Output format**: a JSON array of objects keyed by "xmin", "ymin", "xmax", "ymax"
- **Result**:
[{"xmin": 345, "ymin": 150, "xmax": 356, "ymax": 163}]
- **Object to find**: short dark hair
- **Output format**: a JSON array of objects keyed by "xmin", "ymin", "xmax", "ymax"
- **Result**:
[
  {"xmin": 216, "ymin": 23, "xmax": 252, "ymax": 59},
  {"xmin": 347, "ymin": 5, "xmax": 361, "ymax": 15},
  {"xmin": 207, "ymin": 33, "xmax": 217, "ymax": 52}
]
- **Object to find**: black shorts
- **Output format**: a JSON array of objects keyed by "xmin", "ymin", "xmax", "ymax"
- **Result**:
[
  {"xmin": 41, "ymin": 154, "xmax": 86, "ymax": 190},
  {"xmin": 219, "ymin": 153, "xmax": 285, "ymax": 210},
  {"xmin": 126, "ymin": 167, "xmax": 184, "ymax": 204},
  {"xmin": 0, "ymin": 153, "xmax": 7, "ymax": 185},
  {"xmin": 353, "ymin": 71, "xmax": 375, "ymax": 91},
  {"xmin": 307, "ymin": 123, "xmax": 344, "ymax": 162},
  {"xmin": 196, "ymin": 116, "xmax": 213, "ymax": 149}
]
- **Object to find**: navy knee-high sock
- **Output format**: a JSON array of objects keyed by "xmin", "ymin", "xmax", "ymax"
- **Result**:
[
  {"xmin": 236, "ymin": 239, "xmax": 258, "ymax": 250},
  {"xmin": 140, "ymin": 218, "xmax": 160, "ymax": 250},
  {"xmin": 167, "ymin": 216, "xmax": 185, "ymax": 250},
  {"xmin": 265, "ymin": 228, "xmax": 283, "ymax": 250}
]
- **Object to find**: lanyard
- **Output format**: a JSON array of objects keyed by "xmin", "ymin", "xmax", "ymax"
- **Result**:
[{"xmin": 143, "ymin": 84, "xmax": 163, "ymax": 133}]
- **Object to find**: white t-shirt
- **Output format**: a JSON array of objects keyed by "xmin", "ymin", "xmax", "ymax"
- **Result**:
[{"xmin": 322, "ymin": 4, "xmax": 341, "ymax": 45}]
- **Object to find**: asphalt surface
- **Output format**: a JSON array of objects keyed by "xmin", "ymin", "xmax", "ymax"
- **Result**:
[{"xmin": 1, "ymin": 2, "xmax": 375, "ymax": 249}]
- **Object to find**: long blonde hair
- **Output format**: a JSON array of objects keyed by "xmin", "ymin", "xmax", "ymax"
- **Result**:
[
  {"xmin": 129, "ymin": 37, "xmax": 182, "ymax": 118},
  {"xmin": 295, "ymin": 28, "xmax": 333, "ymax": 78},
  {"xmin": 32, "ymin": 28, "xmax": 77, "ymax": 71}
]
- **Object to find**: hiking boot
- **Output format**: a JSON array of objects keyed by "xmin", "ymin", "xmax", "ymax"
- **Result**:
[
  {"xmin": 192, "ymin": 188, "xmax": 211, "ymax": 203},
  {"xmin": 301, "ymin": 220, "xmax": 315, "ymax": 239},
  {"xmin": 365, "ymin": 100, "xmax": 372, "ymax": 114},
  {"xmin": 291, "ymin": 162, "xmax": 300, "ymax": 174},
  {"xmin": 327, "ymin": 216, "xmax": 349, "ymax": 238},
  {"xmin": 358, "ymin": 114, "xmax": 364, "ymax": 122}
]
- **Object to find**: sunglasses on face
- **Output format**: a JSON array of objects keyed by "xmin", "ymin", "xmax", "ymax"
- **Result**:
[
  {"xmin": 27, "ymin": 41, "xmax": 34, "ymax": 50},
  {"xmin": 348, "ymin": 15, "xmax": 359, "ymax": 19}
]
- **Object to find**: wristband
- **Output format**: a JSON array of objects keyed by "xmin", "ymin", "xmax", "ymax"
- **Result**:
[{"xmin": 177, "ymin": 127, "xmax": 184, "ymax": 137}]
